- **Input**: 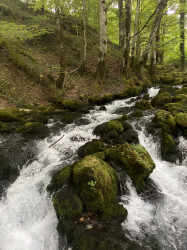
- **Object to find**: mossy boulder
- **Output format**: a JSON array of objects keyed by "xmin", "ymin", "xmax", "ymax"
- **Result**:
[
  {"xmin": 131, "ymin": 110, "xmax": 143, "ymax": 117},
  {"xmin": 174, "ymin": 94, "xmax": 187, "ymax": 102},
  {"xmin": 73, "ymin": 155, "xmax": 119, "ymax": 216},
  {"xmin": 160, "ymin": 74, "xmax": 175, "ymax": 84},
  {"xmin": 159, "ymin": 85, "xmax": 176, "ymax": 96},
  {"xmin": 175, "ymin": 113, "xmax": 187, "ymax": 129},
  {"xmin": 53, "ymin": 187, "xmax": 83, "ymax": 220},
  {"xmin": 161, "ymin": 133, "xmax": 177, "ymax": 162},
  {"xmin": 0, "ymin": 108, "xmax": 21, "ymax": 122},
  {"xmin": 175, "ymin": 87, "xmax": 187, "ymax": 95},
  {"xmin": 62, "ymin": 99, "xmax": 84, "ymax": 110},
  {"xmin": 61, "ymin": 112, "xmax": 81, "ymax": 124},
  {"xmin": 77, "ymin": 139, "xmax": 105, "ymax": 158},
  {"xmin": 19, "ymin": 122, "xmax": 50, "ymax": 138},
  {"xmin": 105, "ymin": 120, "xmax": 123, "ymax": 133},
  {"xmin": 151, "ymin": 92, "xmax": 172, "ymax": 108},
  {"xmin": 47, "ymin": 165, "xmax": 73, "ymax": 193},
  {"xmin": 89, "ymin": 93, "xmax": 114, "ymax": 105},
  {"xmin": 164, "ymin": 102, "xmax": 184, "ymax": 116},
  {"xmin": 105, "ymin": 143, "xmax": 155, "ymax": 192},
  {"xmin": 135, "ymin": 99, "xmax": 152, "ymax": 109},
  {"xmin": 123, "ymin": 86, "xmax": 141, "ymax": 97},
  {"xmin": 153, "ymin": 110, "xmax": 176, "ymax": 134},
  {"xmin": 0, "ymin": 122, "xmax": 14, "ymax": 134},
  {"xmin": 24, "ymin": 112, "xmax": 48, "ymax": 124}
]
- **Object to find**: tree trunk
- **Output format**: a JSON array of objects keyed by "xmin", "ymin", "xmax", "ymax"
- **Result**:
[
  {"xmin": 97, "ymin": 0, "xmax": 107, "ymax": 84},
  {"xmin": 118, "ymin": 0, "xmax": 124, "ymax": 47},
  {"xmin": 122, "ymin": 0, "xmax": 132, "ymax": 77},
  {"xmin": 137, "ymin": 0, "xmax": 169, "ymax": 77},
  {"xmin": 55, "ymin": 6, "xmax": 66, "ymax": 89},
  {"xmin": 131, "ymin": 0, "xmax": 140, "ymax": 68},
  {"xmin": 180, "ymin": 0, "xmax": 185, "ymax": 71},
  {"xmin": 83, "ymin": 0, "xmax": 87, "ymax": 71}
]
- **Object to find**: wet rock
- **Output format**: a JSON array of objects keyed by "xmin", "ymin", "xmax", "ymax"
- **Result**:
[
  {"xmin": 0, "ymin": 154, "xmax": 18, "ymax": 182},
  {"xmin": 62, "ymin": 99, "xmax": 85, "ymax": 111},
  {"xmin": 122, "ymin": 128, "xmax": 139, "ymax": 144},
  {"xmin": 131, "ymin": 110, "xmax": 143, "ymax": 117},
  {"xmin": 175, "ymin": 113, "xmax": 187, "ymax": 129},
  {"xmin": 61, "ymin": 112, "xmax": 81, "ymax": 124},
  {"xmin": 158, "ymin": 85, "xmax": 176, "ymax": 96},
  {"xmin": 88, "ymin": 93, "xmax": 114, "ymax": 105},
  {"xmin": 75, "ymin": 118, "xmax": 91, "ymax": 126},
  {"xmin": 175, "ymin": 87, "xmax": 187, "ymax": 95},
  {"xmin": 161, "ymin": 132, "xmax": 178, "ymax": 162},
  {"xmin": 99, "ymin": 106, "xmax": 107, "ymax": 111},
  {"xmin": 19, "ymin": 122, "xmax": 50, "ymax": 138},
  {"xmin": 135, "ymin": 99, "xmax": 152, "ymax": 109},
  {"xmin": 77, "ymin": 139, "xmax": 105, "ymax": 158},
  {"xmin": 0, "ymin": 108, "xmax": 21, "ymax": 122}
]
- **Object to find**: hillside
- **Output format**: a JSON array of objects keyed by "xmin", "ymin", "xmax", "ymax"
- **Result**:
[{"xmin": 0, "ymin": 0, "xmax": 128, "ymax": 109}]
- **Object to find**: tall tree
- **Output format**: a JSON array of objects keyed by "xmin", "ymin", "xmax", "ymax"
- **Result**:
[
  {"xmin": 180, "ymin": 0, "xmax": 186, "ymax": 71},
  {"xmin": 118, "ymin": 0, "xmax": 124, "ymax": 47},
  {"xmin": 122, "ymin": 0, "xmax": 132, "ymax": 77},
  {"xmin": 137, "ymin": 0, "xmax": 169, "ymax": 76},
  {"xmin": 97, "ymin": 0, "xmax": 107, "ymax": 84}
]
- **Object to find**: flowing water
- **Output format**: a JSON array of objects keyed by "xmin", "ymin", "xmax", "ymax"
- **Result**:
[{"xmin": 0, "ymin": 88, "xmax": 186, "ymax": 250}]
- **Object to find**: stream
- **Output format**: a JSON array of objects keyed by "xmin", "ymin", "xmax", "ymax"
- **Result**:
[{"xmin": 0, "ymin": 87, "xmax": 186, "ymax": 250}]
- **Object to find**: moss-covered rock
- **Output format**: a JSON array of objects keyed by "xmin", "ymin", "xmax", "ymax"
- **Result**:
[
  {"xmin": 135, "ymin": 99, "xmax": 152, "ymax": 109},
  {"xmin": 24, "ymin": 112, "xmax": 48, "ymax": 124},
  {"xmin": 100, "ymin": 203, "xmax": 127, "ymax": 222},
  {"xmin": 175, "ymin": 87, "xmax": 187, "ymax": 95},
  {"xmin": 105, "ymin": 120, "xmax": 123, "ymax": 133},
  {"xmin": 131, "ymin": 110, "xmax": 143, "ymax": 117},
  {"xmin": 61, "ymin": 112, "xmax": 81, "ymax": 124},
  {"xmin": 175, "ymin": 113, "xmax": 187, "ymax": 128},
  {"xmin": 62, "ymin": 99, "xmax": 84, "ymax": 110},
  {"xmin": 73, "ymin": 155, "xmax": 118, "ymax": 216},
  {"xmin": 77, "ymin": 139, "xmax": 105, "ymax": 158},
  {"xmin": 0, "ymin": 122, "xmax": 14, "ymax": 134},
  {"xmin": 105, "ymin": 143, "xmax": 155, "ymax": 192},
  {"xmin": 160, "ymin": 74, "xmax": 175, "ymax": 84},
  {"xmin": 89, "ymin": 93, "xmax": 114, "ymax": 105},
  {"xmin": 19, "ymin": 122, "xmax": 50, "ymax": 138},
  {"xmin": 164, "ymin": 102, "xmax": 184, "ymax": 116},
  {"xmin": 151, "ymin": 92, "xmax": 172, "ymax": 108},
  {"xmin": 174, "ymin": 94, "xmax": 187, "ymax": 102},
  {"xmin": 47, "ymin": 165, "xmax": 73, "ymax": 193},
  {"xmin": 0, "ymin": 108, "xmax": 21, "ymax": 122},
  {"xmin": 159, "ymin": 85, "xmax": 176, "ymax": 96},
  {"xmin": 53, "ymin": 187, "xmax": 83, "ymax": 220},
  {"xmin": 161, "ymin": 132, "xmax": 177, "ymax": 162}
]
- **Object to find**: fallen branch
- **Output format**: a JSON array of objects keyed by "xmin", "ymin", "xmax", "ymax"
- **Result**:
[{"xmin": 49, "ymin": 135, "xmax": 64, "ymax": 148}]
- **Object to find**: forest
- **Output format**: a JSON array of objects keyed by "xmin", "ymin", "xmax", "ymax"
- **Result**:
[{"xmin": 0, "ymin": 0, "xmax": 186, "ymax": 250}]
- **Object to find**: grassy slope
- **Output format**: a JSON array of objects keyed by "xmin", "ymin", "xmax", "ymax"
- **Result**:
[{"xmin": 0, "ymin": 0, "xmax": 130, "ymax": 108}]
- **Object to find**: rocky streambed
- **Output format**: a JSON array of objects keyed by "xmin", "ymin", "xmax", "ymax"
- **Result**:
[{"xmin": 0, "ymin": 84, "xmax": 186, "ymax": 250}]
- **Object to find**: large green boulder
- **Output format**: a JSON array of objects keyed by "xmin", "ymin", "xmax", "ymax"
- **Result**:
[
  {"xmin": 174, "ymin": 94, "xmax": 187, "ymax": 102},
  {"xmin": 164, "ymin": 102, "xmax": 184, "ymax": 116},
  {"xmin": 105, "ymin": 143, "xmax": 155, "ymax": 192},
  {"xmin": 0, "ymin": 108, "xmax": 21, "ymax": 122},
  {"xmin": 19, "ymin": 122, "xmax": 50, "ymax": 138},
  {"xmin": 77, "ymin": 139, "xmax": 105, "ymax": 158},
  {"xmin": 73, "ymin": 155, "xmax": 121, "ymax": 217},
  {"xmin": 47, "ymin": 165, "xmax": 73, "ymax": 192},
  {"xmin": 159, "ymin": 85, "xmax": 176, "ymax": 96},
  {"xmin": 0, "ymin": 121, "xmax": 14, "ymax": 134},
  {"xmin": 135, "ymin": 99, "xmax": 152, "ymax": 109},
  {"xmin": 53, "ymin": 187, "xmax": 83, "ymax": 220},
  {"xmin": 151, "ymin": 92, "xmax": 172, "ymax": 108},
  {"xmin": 153, "ymin": 110, "xmax": 176, "ymax": 133},
  {"xmin": 175, "ymin": 113, "xmax": 187, "ymax": 128},
  {"xmin": 88, "ymin": 93, "xmax": 114, "ymax": 105}
]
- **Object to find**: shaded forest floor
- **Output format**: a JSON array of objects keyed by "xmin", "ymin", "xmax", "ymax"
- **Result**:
[{"xmin": 0, "ymin": 0, "xmax": 186, "ymax": 109}]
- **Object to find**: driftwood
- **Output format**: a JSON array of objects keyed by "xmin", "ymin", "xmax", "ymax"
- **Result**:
[{"xmin": 49, "ymin": 135, "xmax": 64, "ymax": 148}]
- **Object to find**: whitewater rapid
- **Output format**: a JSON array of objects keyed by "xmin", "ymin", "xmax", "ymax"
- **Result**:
[{"xmin": 0, "ymin": 87, "xmax": 186, "ymax": 250}]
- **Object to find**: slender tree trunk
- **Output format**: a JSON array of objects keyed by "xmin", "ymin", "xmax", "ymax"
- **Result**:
[
  {"xmin": 122, "ymin": 0, "xmax": 132, "ymax": 77},
  {"xmin": 55, "ymin": 6, "xmax": 66, "ymax": 88},
  {"xmin": 155, "ymin": 26, "xmax": 160, "ymax": 63},
  {"xmin": 137, "ymin": 0, "xmax": 169, "ymax": 76},
  {"xmin": 131, "ymin": 0, "xmax": 140, "ymax": 68},
  {"xmin": 118, "ymin": 0, "xmax": 124, "ymax": 47},
  {"xmin": 83, "ymin": 0, "xmax": 87, "ymax": 69},
  {"xmin": 160, "ymin": 24, "xmax": 165, "ymax": 64},
  {"xmin": 180, "ymin": 0, "xmax": 185, "ymax": 71},
  {"xmin": 97, "ymin": 0, "xmax": 107, "ymax": 84}
]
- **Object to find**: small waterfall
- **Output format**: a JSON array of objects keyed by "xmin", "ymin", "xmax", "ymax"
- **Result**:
[{"xmin": 0, "ymin": 87, "xmax": 186, "ymax": 250}]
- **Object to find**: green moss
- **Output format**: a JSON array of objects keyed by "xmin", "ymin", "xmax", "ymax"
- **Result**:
[
  {"xmin": 174, "ymin": 94, "xmax": 187, "ymax": 102},
  {"xmin": 175, "ymin": 87, "xmax": 187, "ymax": 95},
  {"xmin": 105, "ymin": 120, "xmax": 123, "ymax": 133},
  {"xmin": 0, "ymin": 108, "xmax": 21, "ymax": 122},
  {"xmin": 105, "ymin": 143, "xmax": 155, "ymax": 192},
  {"xmin": 132, "ymin": 111, "xmax": 143, "ymax": 117},
  {"xmin": 100, "ymin": 203, "xmax": 127, "ymax": 222},
  {"xmin": 47, "ymin": 165, "xmax": 73, "ymax": 192},
  {"xmin": 0, "ymin": 121, "xmax": 14, "ymax": 133},
  {"xmin": 77, "ymin": 139, "xmax": 105, "ymax": 158},
  {"xmin": 160, "ymin": 74, "xmax": 175, "ymax": 84},
  {"xmin": 19, "ymin": 122, "xmax": 50, "ymax": 138},
  {"xmin": 135, "ymin": 99, "xmax": 152, "ymax": 109},
  {"xmin": 151, "ymin": 92, "xmax": 172, "ymax": 108},
  {"xmin": 73, "ymin": 155, "xmax": 118, "ymax": 214},
  {"xmin": 153, "ymin": 110, "xmax": 176, "ymax": 133},
  {"xmin": 62, "ymin": 99, "xmax": 84, "ymax": 110},
  {"xmin": 161, "ymin": 132, "xmax": 176, "ymax": 161},
  {"xmin": 53, "ymin": 187, "xmax": 83, "ymax": 220},
  {"xmin": 164, "ymin": 102, "xmax": 183, "ymax": 116},
  {"xmin": 175, "ymin": 113, "xmax": 187, "ymax": 128},
  {"xmin": 159, "ymin": 85, "xmax": 176, "ymax": 96},
  {"xmin": 88, "ymin": 93, "xmax": 114, "ymax": 105}
]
